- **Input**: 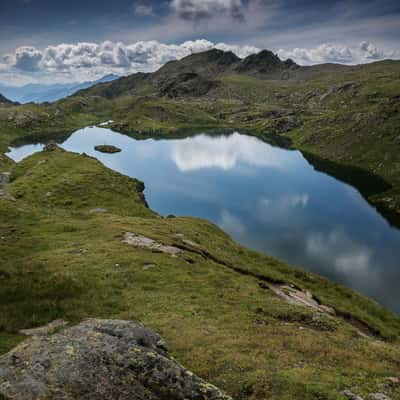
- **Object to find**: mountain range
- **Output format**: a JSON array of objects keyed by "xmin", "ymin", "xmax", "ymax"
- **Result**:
[
  {"xmin": 0, "ymin": 74, "xmax": 119, "ymax": 104},
  {"xmin": 1, "ymin": 48, "xmax": 399, "ymax": 224}
]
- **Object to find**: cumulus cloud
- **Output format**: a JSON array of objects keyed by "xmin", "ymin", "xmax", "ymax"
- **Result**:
[
  {"xmin": 13, "ymin": 46, "xmax": 43, "ymax": 71},
  {"xmin": 171, "ymin": 0, "xmax": 244, "ymax": 21},
  {"xmin": 306, "ymin": 229, "xmax": 374, "ymax": 277},
  {"xmin": 219, "ymin": 210, "xmax": 246, "ymax": 235},
  {"xmin": 278, "ymin": 41, "xmax": 398, "ymax": 65},
  {"xmin": 1, "ymin": 39, "xmax": 398, "ymax": 84},
  {"xmin": 257, "ymin": 193, "xmax": 309, "ymax": 222},
  {"xmin": 0, "ymin": 39, "xmax": 259, "ymax": 83}
]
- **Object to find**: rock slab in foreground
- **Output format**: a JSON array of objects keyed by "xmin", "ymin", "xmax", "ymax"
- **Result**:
[{"xmin": 0, "ymin": 319, "xmax": 231, "ymax": 400}]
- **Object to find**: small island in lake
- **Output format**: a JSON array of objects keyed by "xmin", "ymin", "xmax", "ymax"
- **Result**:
[{"xmin": 94, "ymin": 144, "xmax": 121, "ymax": 153}]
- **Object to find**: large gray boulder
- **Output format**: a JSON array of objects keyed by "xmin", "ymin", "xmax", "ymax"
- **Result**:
[{"xmin": 0, "ymin": 319, "xmax": 231, "ymax": 400}]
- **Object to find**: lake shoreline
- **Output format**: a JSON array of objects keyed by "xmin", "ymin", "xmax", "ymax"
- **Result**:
[{"xmin": 5, "ymin": 127, "xmax": 400, "ymax": 314}]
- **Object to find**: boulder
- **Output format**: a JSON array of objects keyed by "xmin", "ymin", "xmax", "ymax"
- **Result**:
[
  {"xmin": 0, "ymin": 172, "xmax": 11, "ymax": 186},
  {"xmin": 43, "ymin": 143, "xmax": 64, "ymax": 152},
  {"xmin": 343, "ymin": 390, "xmax": 365, "ymax": 400},
  {"xmin": 0, "ymin": 319, "xmax": 231, "ymax": 400},
  {"xmin": 369, "ymin": 394, "xmax": 392, "ymax": 400}
]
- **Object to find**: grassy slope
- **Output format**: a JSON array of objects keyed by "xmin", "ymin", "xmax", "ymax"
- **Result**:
[{"xmin": 1, "ymin": 148, "xmax": 400, "ymax": 400}]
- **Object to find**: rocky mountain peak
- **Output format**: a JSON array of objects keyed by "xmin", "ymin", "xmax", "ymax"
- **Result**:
[{"xmin": 236, "ymin": 50, "xmax": 298, "ymax": 73}]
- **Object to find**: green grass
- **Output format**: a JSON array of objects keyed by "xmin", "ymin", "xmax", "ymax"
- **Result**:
[{"xmin": 1, "ymin": 148, "xmax": 400, "ymax": 399}]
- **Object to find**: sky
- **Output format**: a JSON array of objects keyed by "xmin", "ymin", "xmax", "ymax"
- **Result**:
[{"xmin": 0, "ymin": 0, "xmax": 399, "ymax": 84}]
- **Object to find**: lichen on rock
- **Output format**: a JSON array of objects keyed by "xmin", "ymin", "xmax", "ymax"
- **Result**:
[{"xmin": 0, "ymin": 319, "xmax": 231, "ymax": 400}]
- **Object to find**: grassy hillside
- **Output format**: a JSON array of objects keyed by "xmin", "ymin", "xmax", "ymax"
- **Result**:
[{"xmin": 1, "ymin": 147, "xmax": 400, "ymax": 400}]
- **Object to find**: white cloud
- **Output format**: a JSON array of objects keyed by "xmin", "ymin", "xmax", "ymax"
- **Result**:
[
  {"xmin": 171, "ymin": 0, "xmax": 244, "ymax": 21},
  {"xmin": 257, "ymin": 193, "xmax": 309, "ymax": 221},
  {"xmin": 219, "ymin": 210, "xmax": 246, "ymax": 235},
  {"xmin": 278, "ymin": 41, "xmax": 398, "ymax": 65},
  {"xmin": 171, "ymin": 132, "xmax": 297, "ymax": 171},
  {"xmin": 306, "ymin": 229, "xmax": 373, "ymax": 275},
  {"xmin": 0, "ymin": 39, "xmax": 259, "ymax": 84},
  {"xmin": 1, "ymin": 39, "xmax": 398, "ymax": 84},
  {"xmin": 13, "ymin": 46, "xmax": 43, "ymax": 71}
]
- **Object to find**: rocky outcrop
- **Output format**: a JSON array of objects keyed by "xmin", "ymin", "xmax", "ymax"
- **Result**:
[
  {"xmin": 0, "ymin": 172, "xmax": 11, "ymax": 197},
  {"xmin": 235, "ymin": 50, "xmax": 298, "ymax": 77},
  {"xmin": 43, "ymin": 142, "xmax": 65, "ymax": 152},
  {"xmin": 0, "ymin": 319, "xmax": 232, "ymax": 400},
  {"xmin": 158, "ymin": 72, "xmax": 220, "ymax": 98},
  {"xmin": 122, "ymin": 232, "xmax": 182, "ymax": 256},
  {"xmin": 94, "ymin": 144, "xmax": 122, "ymax": 153},
  {"xmin": 0, "ymin": 172, "xmax": 11, "ymax": 186}
]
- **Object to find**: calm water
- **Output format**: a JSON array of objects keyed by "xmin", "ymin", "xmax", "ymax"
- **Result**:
[{"xmin": 7, "ymin": 127, "xmax": 400, "ymax": 313}]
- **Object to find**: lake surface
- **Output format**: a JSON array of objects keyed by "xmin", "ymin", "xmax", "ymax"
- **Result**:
[{"xmin": 7, "ymin": 127, "xmax": 400, "ymax": 313}]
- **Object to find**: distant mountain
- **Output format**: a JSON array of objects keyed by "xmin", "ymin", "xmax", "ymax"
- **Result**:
[
  {"xmin": 0, "ymin": 74, "xmax": 119, "ymax": 104},
  {"xmin": 0, "ymin": 93, "xmax": 18, "ymax": 106},
  {"xmin": 76, "ymin": 49, "xmax": 300, "ymax": 99}
]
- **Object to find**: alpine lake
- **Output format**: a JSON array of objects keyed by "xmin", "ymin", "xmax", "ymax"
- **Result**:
[{"xmin": 7, "ymin": 126, "xmax": 400, "ymax": 314}]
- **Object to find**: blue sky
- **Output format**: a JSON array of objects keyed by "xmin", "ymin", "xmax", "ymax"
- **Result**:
[{"xmin": 0, "ymin": 0, "xmax": 399, "ymax": 84}]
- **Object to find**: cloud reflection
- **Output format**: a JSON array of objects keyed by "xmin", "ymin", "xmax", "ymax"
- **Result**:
[
  {"xmin": 171, "ymin": 132, "xmax": 298, "ymax": 171},
  {"xmin": 257, "ymin": 193, "xmax": 309, "ymax": 221},
  {"xmin": 219, "ymin": 210, "xmax": 246, "ymax": 235},
  {"xmin": 306, "ymin": 229, "xmax": 374, "ymax": 277}
]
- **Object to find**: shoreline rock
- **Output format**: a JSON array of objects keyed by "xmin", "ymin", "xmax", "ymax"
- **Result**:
[{"xmin": 94, "ymin": 145, "xmax": 121, "ymax": 154}]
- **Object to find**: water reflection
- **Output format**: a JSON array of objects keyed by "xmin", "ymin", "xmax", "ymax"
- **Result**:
[
  {"xmin": 6, "ymin": 127, "xmax": 400, "ymax": 313},
  {"xmin": 171, "ymin": 133, "xmax": 299, "ymax": 171}
]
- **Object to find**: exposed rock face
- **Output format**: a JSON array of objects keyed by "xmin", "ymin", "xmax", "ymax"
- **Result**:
[
  {"xmin": 0, "ymin": 319, "xmax": 232, "ymax": 400},
  {"xmin": 43, "ymin": 142, "xmax": 64, "ymax": 152},
  {"xmin": 343, "ymin": 390, "xmax": 365, "ymax": 400},
  {"xmin": 235, "ymin": 50, "xmax": 298, "ymax": 75},
  {"xmin": 267, "ymin": 283, "xmax": 335, "ymax": 315},
  {"xmin": 158, "ymin": 72, "xmax": 220, "ymax": 98},
  {"xmin": 122, "ymin": 232, "xmax": 182, "ymax": 256}
]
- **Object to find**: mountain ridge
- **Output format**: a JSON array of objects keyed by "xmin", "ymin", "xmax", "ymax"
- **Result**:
[
  {"xmin": 75, "ymin": 48, "xmax": 397, "ymax": 100},
  {"xmin": 75, "ymin": 49, "xmax": 300, "ymax": 99},
  {"xmin": 0, "ymin": 74, "xmax": 120, "ymax": 104},
  {"xmin": 0, "ymin": 93, "xmax": 18, "ymax": 106}
]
